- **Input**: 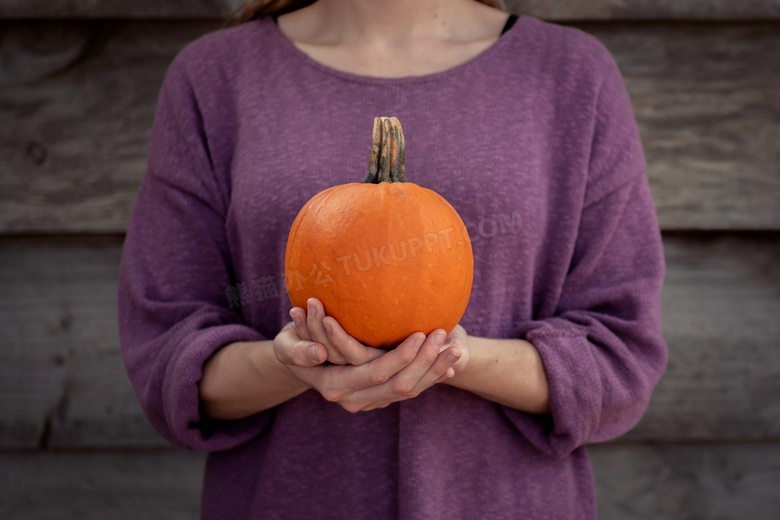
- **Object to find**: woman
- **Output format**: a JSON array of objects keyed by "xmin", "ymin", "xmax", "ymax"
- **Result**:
[{"xmin": 118, "ymin": 0, "xmax": 667, "ymax": 518}]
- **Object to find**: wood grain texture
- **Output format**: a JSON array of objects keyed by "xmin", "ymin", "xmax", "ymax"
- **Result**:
[
  {"xmin": 506, "ymin": 0, "xmax": 780, "ymax": 21},
  {"xmin": 1, "ymin": 21, "xmax": 778, "ymax": 232},
  {"xmin": 1, "ymin": 0, "xmax": 779, "ymax": 20},
  {"xmin": 0, "ymin": 235, "xmax": 164, "ymax": 449},
  {"xmin": 0, "ymin": 450, "xmax": 206, "ymax": 520},
  {"xmin": 0, "ymin": 233, "xmax": 778, "ymax": 449},
  {"xmin": 0, "ymin": 0, "xmax": 245, "ymax": 19},
  {"xmin": 625, "ymin": 232, "xmax": 780, "ymax": 441},
  {"xmin": 0, "ymin": 21, "xmax": 217, "ymax": 234},
  {"xmin": 589, "ymin": 443, "xmax": 780, "ymax": 519},
  {"xmin": 590, "ymin": 24, "xmax": 780, "ymax": 230},
  {"xmin": 0, "ymin": 445, "xmax": 778, "ymax": 519}
]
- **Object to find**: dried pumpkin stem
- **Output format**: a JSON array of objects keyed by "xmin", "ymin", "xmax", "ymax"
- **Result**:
[{"xmin": 364, "ymin": 116, "xmax": 406, "ymax": 183}]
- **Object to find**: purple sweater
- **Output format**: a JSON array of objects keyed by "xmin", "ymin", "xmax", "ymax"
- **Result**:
[{"xmin": 118, "ymin": 14, "xmax": 667, "ymax": 519}]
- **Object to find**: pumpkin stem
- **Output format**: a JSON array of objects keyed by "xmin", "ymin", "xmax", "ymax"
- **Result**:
[{"xmin": 364, "ymin": 117, "xmax": 406, "ymax": 183}]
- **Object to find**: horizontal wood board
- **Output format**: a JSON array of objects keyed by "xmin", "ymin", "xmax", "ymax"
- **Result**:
[
  {"xmin": 1, "ymin": 0, "xmax": 779, "ymax": 20},
  {"xmin": 623, "ymin": 232, "xmax": 780, "ymax": 441},
  {"xmin": 1, "ymin": 444, "xmax": 779, "ymax": 519},
  {"xmin": 1, "ymin": 21, "xmax": 779, "ymax": 232},
  {"xmin": 589, "ymin": 442, "xmax": 780, "ymax": 519},
  {"xmin": 0, "ymin": 450, "xmax": 205, "ymax": 520},
  {"xmin": 0, "ymin": 233, "xmax": 778, "ymax": 449}
]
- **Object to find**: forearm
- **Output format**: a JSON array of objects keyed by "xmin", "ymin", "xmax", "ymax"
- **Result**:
[
  {"xmin": 446, "ymin": 336, "xmax": 551, "ymax": 415},
  {"xmin": 199, "ymin": 340, "xmax": 310, "ymax": 421}
]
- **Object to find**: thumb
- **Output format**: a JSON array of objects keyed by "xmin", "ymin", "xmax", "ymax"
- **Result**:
[{"xmin": 279, "ymin": 340, "xmax": 326, "ymax": 367}]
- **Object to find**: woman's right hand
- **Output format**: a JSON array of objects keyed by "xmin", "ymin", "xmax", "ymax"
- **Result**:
[
  {"xmin": 285, "ymin": 298, "xmax": 385, "ymax": 366},
  {"xmin": 273, "ymin": 299, "xmax": 461, "ymax": 413}
]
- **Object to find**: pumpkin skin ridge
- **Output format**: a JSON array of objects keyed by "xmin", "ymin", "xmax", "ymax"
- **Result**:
[
  {"xmin": 285, "ymin": 185, "xmax": 345, "ymax": 279},
  {"xmin": 285, "ymin": 183, "xmax": 358, "ymax": 299}
]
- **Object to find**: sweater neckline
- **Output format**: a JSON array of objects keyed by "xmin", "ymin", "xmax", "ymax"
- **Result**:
[{"xmin": 261, "ymin": 14, "xmax": 528, "ymax": 86}]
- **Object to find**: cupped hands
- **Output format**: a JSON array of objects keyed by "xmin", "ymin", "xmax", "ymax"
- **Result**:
[{"xmin": 273, "ymin": 298, "xmax": 467, "ymax": 413}]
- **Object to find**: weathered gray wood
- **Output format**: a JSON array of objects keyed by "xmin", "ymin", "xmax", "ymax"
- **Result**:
[
  {"xmin": 0, "ymin": 234, "xmax": 778, "ymax": 449},
  {"xmin": 589, "ymin": 443, "xmax": 780, "ymax": 520},
  {"xmin": 0, "ymin": 235, "xmax": 165, "ymax": 449},
  {"xmin": 1, "ymin": 0, "xmax": 779, "ymax": 21},
  {"xmin": 592, "ymin": 24, "xmax": 780, "ymax": 230},
  {"xmin": 625, "ymin": 233, "xmax": 780, "ymax": 441},
  {"xmin": 1, "ymin": 22, "xmax": 778, "ymax": 232},
  {"xmin": 0, "ymin": 450, "xmax": 206, "ymax": 520},
  {"xmin": 0, "ymin": 444, "xmax": 778, "ymax": 519},
  {"xmin": 507, "ymin": 0, "xmax": 780, "ymax": 21},
  {"xmin": 0, "ymin": 0, "xmax": 244, "ymax": 19},
  {"xmin": 0, "ymin": 21, "xmax": 215, "ymax": 234}
]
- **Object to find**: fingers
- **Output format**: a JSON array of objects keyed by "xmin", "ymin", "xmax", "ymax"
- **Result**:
[
  {"xmin": 348, "ymin": 332, "xmax": 426, "ymax": 390},
  {"xmin": 273, "ymin": 322, "xmax": 326, "ymax": 367},
  {"xmin": 322, "ymin": 316, "xmax": 386, "ymax": 365},
  {"xmin": 387, "ymin": 330, "xmax": 448, "ymax": 396},
  {"xmin": 290, "ymin": 301, "xmax": 346, "ymax": 364},
  {"xmin": 304, "ymin": 299, "xmax": 349, "ymax": 364},
  {"xmin": 292, "ymin": 299, "xmax": 384, "ymax": 366},
  {"xmin": 289, "ymin": 307, "xmax": 311, "ymax": 341},
  {"xmin": 411, "ymin": 345, "xmax": 459, "ymax": 392},
  {"xmin": 307, "ymin": 328, "xmax": 463, "ymax": 413},
  {"xmin": 346, "ymin": 330, "xmax": 460, "ymax": 411}
]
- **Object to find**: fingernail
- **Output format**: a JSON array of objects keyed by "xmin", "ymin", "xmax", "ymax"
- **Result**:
[
  {"xmin": 433, "ymin": 331, "xmax": 445, "ymax": 347},
  {"xmin": 289, "ymin": 310, "xmax": 300, "ymax": 327},
  {"xmin": 309, "ymin": 344, "xmax": 320, "ymax": 362},
  {"xmin": 446, "ymin": 349, "xmax": 461, "ymax": 364},
  {"xmin": 307, "ymin": 300, "xmax": 316, "ymax": 318},
  {"xmin": 323, "ymin": 320, "xmax": 332, "ymax": 335}
]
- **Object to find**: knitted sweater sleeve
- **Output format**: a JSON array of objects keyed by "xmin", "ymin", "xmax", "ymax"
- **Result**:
[
  {"xmin": 502, "ymin": 51, "xmax": 668, "ymax": 457},
  {"xmin": 117, "ymin": 53, "xmax": 274, "ymax": 452}
]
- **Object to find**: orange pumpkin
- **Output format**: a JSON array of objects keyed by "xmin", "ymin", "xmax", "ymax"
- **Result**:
[{"xmin": 284, "ymin": 117, "xmax": 473, "ymax": 348}]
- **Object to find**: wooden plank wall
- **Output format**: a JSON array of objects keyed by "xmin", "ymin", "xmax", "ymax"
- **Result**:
[{"xmin": 1, "ymin": 1, "xmax": 779, "ymax": 518}]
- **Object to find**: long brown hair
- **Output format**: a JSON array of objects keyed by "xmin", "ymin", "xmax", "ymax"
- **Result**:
[{"xmin": 224, "ymin": 0, "xmax": 501, "ymax": 28}]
